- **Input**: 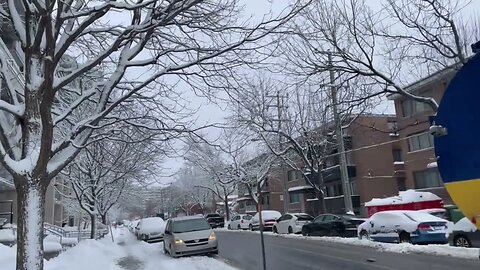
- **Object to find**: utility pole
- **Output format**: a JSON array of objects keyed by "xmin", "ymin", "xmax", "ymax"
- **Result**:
[
  {"xmin": 328, "ymin": 51, "xmax": 354, "ymax": 214},
  {"xmin": 266, "ymin": 91, "xmax": 289, "ymax": 213}
]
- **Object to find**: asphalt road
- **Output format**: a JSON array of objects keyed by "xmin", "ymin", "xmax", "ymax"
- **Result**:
[{"xmin": 216, "ymin": 231, "xmax": 479, "ymax": 270}]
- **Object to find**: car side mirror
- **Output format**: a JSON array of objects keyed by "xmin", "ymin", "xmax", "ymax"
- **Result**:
[
  {"xmin": 370, "ymin": 221, "xmax": 374, "ymax": 228},
  {"xmin": 164, "ymin": 230, "xmax": 171, "ymax": 235}
]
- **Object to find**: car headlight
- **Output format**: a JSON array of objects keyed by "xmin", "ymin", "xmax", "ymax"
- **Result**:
[
  {"xmin": 209, "ymin": 232, "xmax": 216, "ymax": 241},
  {"xmin": 175, "ymin": 239, "xmax": 184, "ymax": 245}
]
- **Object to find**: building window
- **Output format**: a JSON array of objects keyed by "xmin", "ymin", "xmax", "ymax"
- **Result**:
[
  {"xmin": 388, "ymin": 121, "xmax": 398, "ymax": 132},
  {"xmin": 327, "ymin": 185, "xmax": 335, "ymax": 197},
  {"xmin": 401, "ymin": 89, "xmax": 434, "ymax": 117},
  {"xmin": 290, "ymin": 193, "xmax": 301, "ymax": 204},
  {"xmin": 260, "ymin": 195, "xmax": 269, "ymax": 205},
  {"xmin": 287, "ymin": 170, "xmax": 303, "ymax": 182},
  {"xmin": 350, "ymin": 179, "xmax": 358, "ymax": 195},
  {"xmin": 407, "ymin": 133, "xmax": 434, "ymax": 152},
  {"xmin": 397, "ymin": 178, "xmax": 406, "ymax": 191},
  {"xmin": 392, "ymin": 149, "xmax": 403, "ymax": 162},
  {"xmin": 414, "ymin": 168, "xmax": 443, "ymax": 189}
]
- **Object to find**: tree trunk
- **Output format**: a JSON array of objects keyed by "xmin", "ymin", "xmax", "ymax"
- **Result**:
[
  {"xmin": 316, "ymin": 172, "xmax": 327, "ymax": 214},
  {"xmin": 89, "ymin": 214, "xmax": 96, "ymax": 239},
  {"xmin": 15, "ymin": 180, "xmax": 47, "ymax": 270},
  {"xmin": 101, "ymin": 214, "xmax": 107, "ymax": 225},
  {"xmin": 224, "ymin": 195, "xmax": 230, "ymax": 222}
]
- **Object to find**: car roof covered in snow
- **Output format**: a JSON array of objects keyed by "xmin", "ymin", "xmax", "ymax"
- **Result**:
[{"xmin": 170, "ymin": 215, "xmax": 206, "ymax": 222}]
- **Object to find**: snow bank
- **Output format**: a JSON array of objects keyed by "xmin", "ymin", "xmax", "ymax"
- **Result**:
[
  {"xmin": 61, "ymin": 237, "xmax": 78, "ymax": 246},
  {"xmin": 227, "ymin": 230, "xmax": 480, "ymax": 260},
  {"xmin": 0, "ymin": 229, "xmax": 15, "ymax": 242},
  {"xmin": 44, "ymin": 242, "xmax": 62, "ymax": 253},
  {"xmin": 0, "ymin": 243, "xmax": 16, "ymax": 270},
  {"xmin": 46, "ymin": 227, "xmax": 238, "ymax": 270}
]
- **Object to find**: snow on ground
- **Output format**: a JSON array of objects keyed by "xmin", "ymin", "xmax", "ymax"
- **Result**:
[
  {"xmin": 0, "ymin": 229, "xmax": 15, "ymax": 242},
  {"xmin": 0, "ymin": 227, "xmax": 237, "ymax": 270},
  {"xmin": 223, "ymin": 229, "xmax": 480, "ymax": 260}
]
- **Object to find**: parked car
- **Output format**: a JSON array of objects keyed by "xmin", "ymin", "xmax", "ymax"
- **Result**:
[
  {"xmin": 228, "ymin": 214, "xmax": 252, "ymax": 230},
  {"xmin": 273, "ymin": 213, "xmax": 314, "ymax": 234},
  {"xmin": 448, "ymin": 217, "xmax": 480, "ymax": 248},
  {"xmin": 136, "ymin": 217, "xmax": 166, "ymax": 243},
  {"xmin": 205, "ymin": 213, "xmax": 224, "ymax": 228},
  {"xmin": 358, "ymin": 210, "xmax": 448, "ymax": 244},
  {"xmin": 163, "ymin": 216, "xmax": 218, "ymax": 258},
  {"xmin": 250, "ymin": 210, "xmax": 282, "ymax": 231},
  {"xmin": 128, "ymin": 220, "xmax": 140, "ymax": 233},
  {"xmin": 301, "ymin": 213, "xmax": 364, "ymax": 237}
]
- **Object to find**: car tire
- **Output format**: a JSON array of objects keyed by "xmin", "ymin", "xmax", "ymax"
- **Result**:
[
  {"xmin": 273, "ymin": 226, "xmax": 278, "ymax": 234},
  {"xmin": 228, "ymin": 224, "xmax": 231, "ymax": 230},
  {"xmin": 399, "ymin": 232, "xmax": 411, "ymax": 243},
  {"xmin": 288, "ymin": 227, "xmax": 293, "ymax": 234},
  {"xmin": 249, "ymin": 224, "xmax": 254, "ymax": 231},
  {"xmin": 453, "ymin": 235, "xmax": 472, "ymax": 248},
  {"xmin": 237, "ymin": 224, "xmax": 241, "ymax": 230},
  {"xmin": 163, "ymin": 242, "xmax": 168, "ymax": 255},
  {"xmin": 302, "ymin": 228, "xmax": 310, "ymax": 236},
  {"xmin": 359, "ymin": 230, "xmax": 369, "ymax": 240}
]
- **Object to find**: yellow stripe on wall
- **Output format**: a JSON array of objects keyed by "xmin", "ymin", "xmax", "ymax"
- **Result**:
[{"xmin": 445, "ymin": 179, "xmax": 480, "ymax": 229}]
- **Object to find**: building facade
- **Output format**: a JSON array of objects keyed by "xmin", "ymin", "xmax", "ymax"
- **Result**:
[{"xmin": 388, "ymin": 68, "xmax": 456, "ymax": 206}]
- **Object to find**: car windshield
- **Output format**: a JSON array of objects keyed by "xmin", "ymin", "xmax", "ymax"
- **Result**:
[
  {"xmin": 206, "ymin": 214, "xmax": 221, "ymax": 218},
  {"xmin": 172, "ymin": 219, "xmax": 211, "ymax": 233}
]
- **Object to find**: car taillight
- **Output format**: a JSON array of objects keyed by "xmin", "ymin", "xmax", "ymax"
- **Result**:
[
  {"xmin": 472, "ymin": 217, "xmax": 477, "ymax": 224},
  {"xmin": 418, "ymin": 223, "xmax": 433, "ymax": 231},
  {"xmin": 241, "ymin": 220, "xmax": 244, "ymax": 223}
]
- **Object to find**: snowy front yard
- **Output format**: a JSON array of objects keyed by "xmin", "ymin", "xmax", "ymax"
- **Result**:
[{"xmin": 0, "ymin": 228, "xmax": 237, "ymax": 270}]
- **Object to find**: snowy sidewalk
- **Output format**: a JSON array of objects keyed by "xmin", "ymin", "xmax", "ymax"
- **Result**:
[{"xmin": 1, "ymin": 228, "xmax": 238, "ymax": 270}]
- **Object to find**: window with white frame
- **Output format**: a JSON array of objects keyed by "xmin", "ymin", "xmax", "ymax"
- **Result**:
[
  {"xmin": 408, "ymin": 133, "xmax": 434, "ymax": 152},
  {"xmin": 290, "ymin": 193, "xmax": 301, "ymax": 203},
  {"xmin": 414, "ymin": 168, "xmax": 443, "ymax": 189}
]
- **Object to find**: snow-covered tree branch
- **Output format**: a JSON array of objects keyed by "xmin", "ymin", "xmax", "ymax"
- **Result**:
[{"xmin": 0, "ymin": 0, "xmax": 309, "ymax": 268}]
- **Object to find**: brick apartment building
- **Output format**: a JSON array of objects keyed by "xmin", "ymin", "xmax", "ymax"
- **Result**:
[
  {"xmin": 237, "ymin": 69, "xmax": 458, "ymax": 218},
  {"xmin": 283, "ymin": 114, "xmax": 406, "ymax": 216},
  {"xmin": 388, "ymin": 67, "xmax": 456, "ymax": 206},
  {"xmin": 236, "ymin": 114, "xmax": 406, "ymax": 217}
]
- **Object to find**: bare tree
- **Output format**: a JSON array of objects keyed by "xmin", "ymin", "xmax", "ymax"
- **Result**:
[
  {"xmin": 280, "ymin": 0, "xmax": 479, "ymax": 112},
  {"xmin": 184, "ymin": 141, "xmax": 238, "ymax": 221},
  {"xmin": 228, "ymin": 73, "xmax": 364, "ymax": 214},
  {"xmin": 62, "ymin": 134, "xmax": 161, "ymax": 239},
  {"xmin": 0, "ymin": 0, "xmax": 310, "ymax": 268},
  {"xmin": 175, "ymin": 164, "xmax": 212, "ymax": 214}
]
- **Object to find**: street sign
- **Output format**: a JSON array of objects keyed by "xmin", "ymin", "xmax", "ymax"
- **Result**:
[{"xmin": 433, "ymin": 53, "xmax": 480, "ymax": 229}]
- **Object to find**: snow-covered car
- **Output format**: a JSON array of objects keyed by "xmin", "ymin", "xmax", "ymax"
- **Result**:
[
  {"xmin": 273, "ymin": 213, "xmax": 313, "ymax": 234},
  {"xmin": 228, "ymin": 214, "xmax": 252, "ymax": 230},
  {"xmin": 448, "ymin": 217, "xmax": 480, "ymax": 248},
  {"xmin": 250, "ymin": 210, "xmax": 282, "ymax": 231},
  {"xmin": 163, "ymin": 216, "xmax": 218, "ymax": 258},
  {"xmin": 358, "ymin": 210, "xmax": 449, "ymax": 244},
  {"xmin": 128, "ymin": 220, "xmax": 140, "ymax": 234},
  {"xmin": 136, "ymin": 217, "xmax": 166, "ymax": 243}
]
